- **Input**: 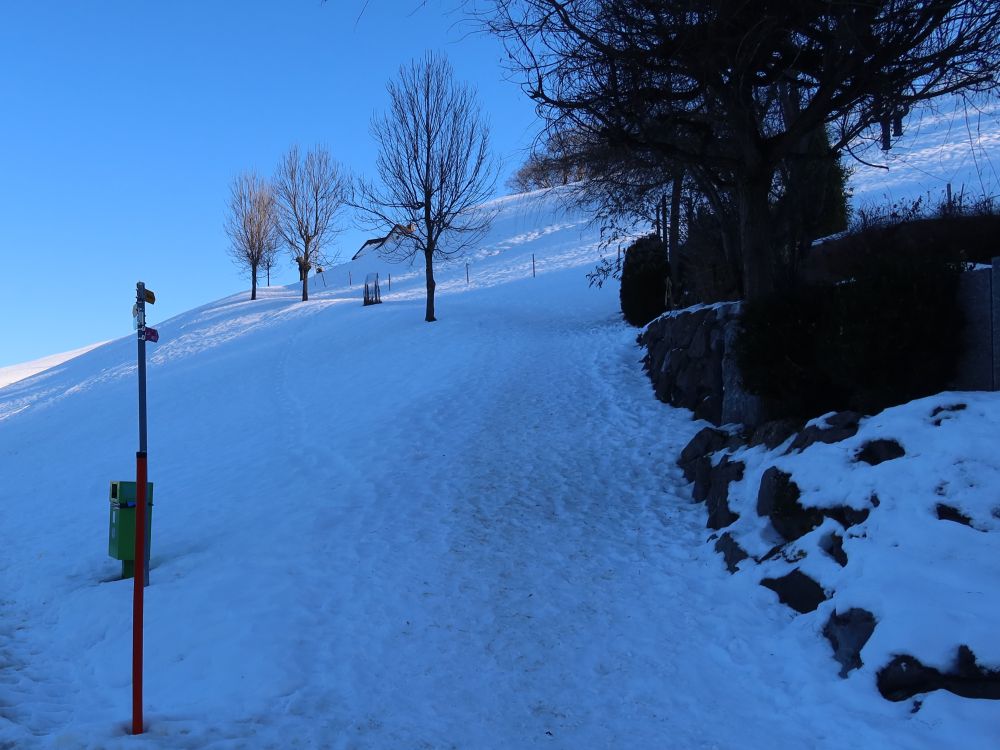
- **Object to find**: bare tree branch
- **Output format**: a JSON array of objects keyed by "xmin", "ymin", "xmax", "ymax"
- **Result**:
[
  {"xmin": 353, "ymin": 51, "xmax": 498, "ymax": 321},
  {"xmin": 479, "ymin": 0, "xmax": 1000, "ymax": 299},
  {"xmin": 274, "ymin": 144, "xmax": 349, "ymax": 302},
  {"xmin": 225, "ymin": 171, "xmax": 280, "ymax": 301}
]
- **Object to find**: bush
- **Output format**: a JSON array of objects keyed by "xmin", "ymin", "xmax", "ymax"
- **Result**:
[
  {"xmin": 675, "ymin": 208, "xmax": 741, "ymax": 305},
  {"xmin": 804, "ymin": 193, "xmax": 1000, "ymax": 287},
  {"xmin": 737, "ymin": 252, "xmax": 965, "ymax": 419},
  {"xmin": 620, "ymin": 234, "xmax": 668, "ymax": 326}
]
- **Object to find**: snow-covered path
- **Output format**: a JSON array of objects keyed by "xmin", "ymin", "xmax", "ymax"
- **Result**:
[
  {"xmin": 272, "ymin": 278, "xmax": 930, "ymax": 750},
  {"xmin": 1, "ymin": 191, "xmax": 990, "ymax": 748}
]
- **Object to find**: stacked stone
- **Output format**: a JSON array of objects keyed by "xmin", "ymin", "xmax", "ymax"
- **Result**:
[
  {"xmin": 676, "ymin": 414, "xmax": 1000, "ymax": 703},
  {"xmin": 639, "ymin": 303, "xmax": 763, "ymax": 426}
]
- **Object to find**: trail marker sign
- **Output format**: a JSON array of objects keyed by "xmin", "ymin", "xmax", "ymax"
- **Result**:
[{"xmin": 131, "ymin": 281, "xmax": 157, "ymax": 736}]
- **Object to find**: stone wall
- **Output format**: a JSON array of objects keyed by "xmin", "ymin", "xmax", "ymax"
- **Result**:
[
  {"xmin": 950, "ymin": 265, "xmax": 993, "ymax": 391},
  {"xmin": 678, "ymin": 406, "xmax": 1000, "ymax": 704},
  {"xmin": 639, "ymin": 303, "xmax": 763, "ymax": 427}
]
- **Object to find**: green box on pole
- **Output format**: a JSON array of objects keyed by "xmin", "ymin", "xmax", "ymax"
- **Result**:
[{"xmin": 108, "ymin": 481, "xmax": 154, "ymax": 562}]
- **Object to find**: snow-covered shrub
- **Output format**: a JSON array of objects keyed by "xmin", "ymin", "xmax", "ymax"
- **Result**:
[
  {"xmin": 619, "ymin": 234, "xmax": 668, "ymax": 326},
  {"xmin": 737, "ymin": 252, "xmax": 965, "ymax": 419}
]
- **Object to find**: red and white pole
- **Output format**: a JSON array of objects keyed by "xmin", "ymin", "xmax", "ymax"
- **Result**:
[
  {"xmin": 132, "ymin": 281, "xmax": 154, "ymax": 735},
  {"xmin": 132, "ymin": 450, "xmax": 147, "ymax": 735}
]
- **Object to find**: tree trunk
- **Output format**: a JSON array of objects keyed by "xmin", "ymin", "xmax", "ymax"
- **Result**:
[
  {"xmin": 737, "ymin": 170, "xmax": 776, "ymax": 301},
  {"xmin": 300, "ymin": 245, "xmax": 310, "ymax": 302},
  {"xmin": 424, "ymin": 249, "xmax": 436, "ymax": 322},
  {"xmin": 251, "ymin": 266, "xmax": 258, "ymax": 301},
  {"xmin": 668, "ymin": 173, "xmax": 682, "ymax": 281}
]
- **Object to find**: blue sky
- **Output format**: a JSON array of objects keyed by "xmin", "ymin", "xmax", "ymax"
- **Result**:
[{"xmin": 0, "ymin": 1, "xmax": 540, "ymax": 366}]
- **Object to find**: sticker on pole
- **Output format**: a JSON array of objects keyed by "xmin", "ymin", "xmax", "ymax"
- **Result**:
[{"xmin": 143, "ymin": 327, "xmax": 159, "ymax": 343}]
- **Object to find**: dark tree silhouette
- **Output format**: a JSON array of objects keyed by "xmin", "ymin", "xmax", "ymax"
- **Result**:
[
  {"xmin": 507, "ymin": 129, "xmax": 590, "ymax": 192},
  {"xmin": 354, "ymin": 51, "xmax": 497, "ymax": 322},
  {"xmin": 485, "ymin": 0, "xmax": 1000, "ymax": 299}
]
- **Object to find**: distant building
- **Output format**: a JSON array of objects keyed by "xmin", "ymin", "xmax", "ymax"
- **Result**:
[{"xmin": 353, "ymin": 223, "xmax": 416, "ymax": 261}]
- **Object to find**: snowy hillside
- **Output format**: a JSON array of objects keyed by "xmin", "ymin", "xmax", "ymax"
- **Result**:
[
  {"xmin": 850, "ymin": 97, "xmax": 1000, "ymax": 207},
  {"xmin": 1, "ymin": 187, "xmax": 998, "ymax": 748},
  {"xmin": 0, "ymin": 342, "xmax": 108, "ymax": 390}
]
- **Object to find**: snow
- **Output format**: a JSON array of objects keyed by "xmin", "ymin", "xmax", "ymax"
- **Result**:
[
  {"xmin": 850, "ymin": 97, "xmax": 1000, "ymax": 208},
  {"xmin": 1, "ymin": 186, "xmax": 998, "ymax": 748},
  {"xmin": 720, "ymin": 393, "xmax": 1000, "ymax": 729},
  {"xmin": 0, "ymin": 342, "xmax": 107, "ymax": 389},
  {"xmin": 647, "ymin": 300, "xmax": 737, "ymax": 324}
]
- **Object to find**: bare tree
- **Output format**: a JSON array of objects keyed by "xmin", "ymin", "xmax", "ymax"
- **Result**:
[
  {"xmin": 507, "ymin": 130, "xmax": 589, "ymax": 193},
  {"xmin": 260, "ymin": 235, "xmax": 279, "ymax": 288},
  {"xmin": 485, "ymin": 0, "xmax": 1000, "ymax": 300},
  {"xmin": 354, "ymin": 51, "xmax": 497, "ymax": 322},
  {"xmin": 274, "ymin": 144, "xmax": 348, "ymax": 302},
  {"xmin": 225, "ymin": 171, "xmax": 280, "ymax": 301}
]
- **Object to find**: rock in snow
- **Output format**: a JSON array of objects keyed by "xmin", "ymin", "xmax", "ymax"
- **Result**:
[
  {"xmin": 824, "ymin": 608, "xmax": 877, "ymax": 677},
  {"xmin": 855, "ymin": 438, "xmax": 906, "ymax": 465},
  {"xmin": 686, "ymin": 390, "xmax": 1000, "ymax": 718},
  {"xmin": 714, "ymin": 532, "xmax": 749, "ymax": 573},
  {"xmin": 878, "ymin": 646, "xmax": 1000, "ymax": 702},
  {"xmin": 756, "ymin": 466, "xmax": 823, "ymax": 541},
  {"xmin": 760, "ymin": 569, "xmax": 828, "ymax": 613},
  {"xmin": 786, "ymin": 410, "xmax": 861, "ymax": 453},
  {"xmin": 705, "ymin": 457, "xmax": 744, "ymax": 529}
]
